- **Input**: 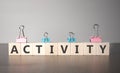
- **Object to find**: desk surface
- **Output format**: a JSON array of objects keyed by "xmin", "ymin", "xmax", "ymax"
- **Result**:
[{"xmin": 0, "ymin": 43, "xmax": 120, "ymax": 73}]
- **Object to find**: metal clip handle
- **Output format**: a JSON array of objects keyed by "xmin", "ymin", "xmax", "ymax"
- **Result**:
[
  {"xmin": 19, "ymin": 25, "xmax": 25, "ymax": 38},
  {"xmin": 69, "ymin": 32, "xmax": 75, "ymax": 38},
  {"xmin": 93, "ymin": 24, "xmax": 99, "ymax": 36},
  {"xmin": 44, "ymin": 32, "xmax": 48, "ymax": 38}
]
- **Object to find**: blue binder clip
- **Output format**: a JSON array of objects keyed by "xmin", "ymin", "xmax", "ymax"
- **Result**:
[
  {"xmin": 41, "ymin": 32, "xmax": 50, "ymax": 43},
  {"xmin": 67, "ymin": 32, "xmax": 76, "ymax": 43}
]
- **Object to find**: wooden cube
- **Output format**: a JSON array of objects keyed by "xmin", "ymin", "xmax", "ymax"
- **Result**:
[
  {"xmin": 9, "ymin": 43, "xmax": 21, "ymax": 55},
  {"xmin": 58, "ymin": 43, "xmax": 71, "ymax": 55},
  {"xmin": 83, "ymin": 43, "xmax": 97, "ymax": 55},
  {"xmin": 70, "ymin": 43, "xmax": 84, "ymax": 55},
  {"xmin": 96, "ymin": 43, "xmax": 110, "ymax": 55},
  {"xmin": 45, "ymin": 43, "xmax": 58, "ymax": 55},
  {"xmin": 32, "ymin": 43, "xmax": 45, "ymax": 55},
  {"xmin": 21, "ymin": 43, "xmax": 33, "ymax": 55}
]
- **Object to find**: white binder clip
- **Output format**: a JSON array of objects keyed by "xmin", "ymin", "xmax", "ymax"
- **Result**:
[{"xmin": 16, "ymin": 25, "xmax": 27, "ymax": 43}]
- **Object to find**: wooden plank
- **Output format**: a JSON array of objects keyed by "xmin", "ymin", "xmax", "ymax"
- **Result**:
[
  {"xmin": 70, "ymin": 43, "xmax": 84, "ymax": 55},
  {"xmin": 45, "ymin": 43, "xmax": 58, "ymax": 55},
  {"xmin": 32, "ymin": 43, "xmax": 45, "ymax": 55},
  {"xmin": 83, "ymin": 43, "xmax": 97, "ymax": 55},
  {"xmin": 9, "ymin": 43, "xmax": 21, "ymax": 55},
  {"xmin": 96, "ymin": 43, "xmax": 110, "ymax": 55},
  {"xmin": 21, "ymin": 43, "xmax": 33, "ymax": 55},
  {"xmin": 58, "ymin": 43, "xmax": 71, "ymax": 55}
]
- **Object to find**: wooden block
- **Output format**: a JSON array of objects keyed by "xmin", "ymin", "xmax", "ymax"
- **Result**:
[
  {"xmin": 70, "ymin": 43, "xmax": 84, "ymax": 55},
  {"xmin": 32, "ymin": 43, "xmax": 45, "ymax": 55},
  {"xmin": 58, "ymin": 43, "xmax": 71, "ymax": 55},
  {"xmin": 9, "ymin": 43, "xmax": 21, "ymax": 55},
  {"xmin": 45, "ymin": 43, "xmax": 58, "ymax": 55},
  {"xmin": 96, "ymin": 43, "xmax": 110, "ymax": 55},
  {"xmin": 21, "ymin": 43, "xmax": 33, "ymax": 55},
  {"xmin": 83, "ymin": 43, "xmax": 97, "ymax": 55}
]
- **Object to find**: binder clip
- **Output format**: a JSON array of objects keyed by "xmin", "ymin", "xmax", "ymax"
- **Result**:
[
  {"xmin": 67, "ymin": 32, "xmax": 76, "ymax": 43},
  {"xmin": 41, "ymin": 32, "xmax": 50, "ymax": 43},
  {"xmin": 90, "ymin": 24, "xmax": 102, "ymax": 43},
  {"xmin": 16, "ymin": 25, "xmax": 27, "ymax": 43}
]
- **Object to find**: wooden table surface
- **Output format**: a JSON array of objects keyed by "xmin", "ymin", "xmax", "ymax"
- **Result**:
[{"xmin": 0, "ymin": 43, "xmax": 120, "ymax": 73}]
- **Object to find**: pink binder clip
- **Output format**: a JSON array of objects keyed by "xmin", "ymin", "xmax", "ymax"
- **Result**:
[
  {"xmin": 90, "ymin": 36, "xmax": 102, "ymax": 43},
  {"xmin": 90, "ymin": 24, "xmax": 102, "ymax": 43},
  {"xmin": 16, "ymin": 25, "xmax": 27, "ymax": 43}
]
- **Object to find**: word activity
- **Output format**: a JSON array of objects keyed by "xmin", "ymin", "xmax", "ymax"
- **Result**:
[{"xmin": 9, "ymin": 43, "xmax": 110, "ymax": 55}]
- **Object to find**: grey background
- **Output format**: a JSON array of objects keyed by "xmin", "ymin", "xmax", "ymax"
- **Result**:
[{"xmin": 0, "ymin": 0, "xmax": 120, "ymax": 43}]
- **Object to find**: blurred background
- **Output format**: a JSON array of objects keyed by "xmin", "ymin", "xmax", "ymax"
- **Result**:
[{"xmin": 0, "ymin": 0, "xmax": 120, "ymax": 43}]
